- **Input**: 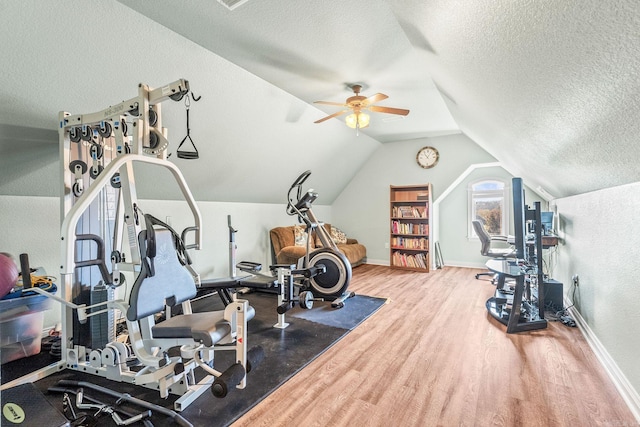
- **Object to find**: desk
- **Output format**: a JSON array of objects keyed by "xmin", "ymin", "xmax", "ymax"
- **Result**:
[
  {"xmin": 509, "ymin": 235, "xmax": 559, "ymax": 248},
  {"xmin": 541, "ymin": 235, "xmax": 558, "ymax": 247},
  {"xmin": 507, "ymin": 234, "xmax": 559, "ymax": 277},
  {"xmin": 485, "ymin": 259, "xmax": 547, "ymax": 333}
]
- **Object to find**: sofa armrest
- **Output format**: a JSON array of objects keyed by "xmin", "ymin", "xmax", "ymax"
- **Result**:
[
  {"xmin": 270, "ymin": 227, "xmax": 295, "ymax": 257},
  {"xmin": 346, "ymin": 238, "xmax": 358, "ymax": 244}
]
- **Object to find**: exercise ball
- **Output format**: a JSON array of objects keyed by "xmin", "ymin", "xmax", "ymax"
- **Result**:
[{"xmin": 0, "ymin": 253, "xmax": 19, "ymax": 298}]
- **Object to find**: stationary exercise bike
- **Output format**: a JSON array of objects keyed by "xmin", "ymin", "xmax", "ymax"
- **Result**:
[{"xmin": 286, "ymin": 171, "xmax": 355, "ymax": 308}]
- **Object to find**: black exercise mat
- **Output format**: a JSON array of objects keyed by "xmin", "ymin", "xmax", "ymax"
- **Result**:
[
  {"xmin": 289, "ymin": 294, "xmax": 388, "ymax": 329},
  {"xmin": 4, "ymin": 291, "xmax": 386, "ymax": 427}
]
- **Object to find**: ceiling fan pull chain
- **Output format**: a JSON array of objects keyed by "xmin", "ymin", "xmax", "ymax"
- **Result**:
[{"xmin": 176, "ymin": 96, "xmax": 200, "ymax": 159}]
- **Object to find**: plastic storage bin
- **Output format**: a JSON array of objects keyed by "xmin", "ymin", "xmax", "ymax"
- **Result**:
[{"xmin": 0, "ymin": 291, "xmax": 51, "ymax": 364}]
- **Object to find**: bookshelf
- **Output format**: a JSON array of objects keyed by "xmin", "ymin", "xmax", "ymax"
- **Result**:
[{"xmin": 390, "ymin": 184, "xmax": 432, "ymax": 272}]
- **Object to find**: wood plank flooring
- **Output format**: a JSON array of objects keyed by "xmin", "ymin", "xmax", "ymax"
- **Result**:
[{"xmin": 232, "ymin": 265, "xmax": 638, "ymax": 427}]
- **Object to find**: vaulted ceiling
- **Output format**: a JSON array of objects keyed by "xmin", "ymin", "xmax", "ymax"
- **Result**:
[{"xmin": 2, "ymin": 0, "xmax": 639, "ymax": 203}]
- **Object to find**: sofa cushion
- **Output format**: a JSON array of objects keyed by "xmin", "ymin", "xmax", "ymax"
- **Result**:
[
  {"xmin": 276, "ymin": 245, "xmax": 308, "ymax": 266},
  {"xmin": 336, "ymin": 243, "xmax": 366, "ymax": 267}
]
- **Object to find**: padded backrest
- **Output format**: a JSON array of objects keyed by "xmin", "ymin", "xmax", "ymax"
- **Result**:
[
  {"xmin": 472, "ymin": 220, "xmax": 492, "ymax": 256},
  {"xmin": 127, "ymin": 228, "xmax": 197, "ymax": 321}
]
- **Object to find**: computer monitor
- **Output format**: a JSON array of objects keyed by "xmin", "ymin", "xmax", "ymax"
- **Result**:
[
  {"xmin": 512, "ymin": 177, "xmax": 527, "ymax": 260},
  {"xmin": 540, "ymin": 211, "xmax": 554, "ymax": 235}
]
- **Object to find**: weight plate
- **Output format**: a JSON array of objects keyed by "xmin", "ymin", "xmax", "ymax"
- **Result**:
[{"xmin": 299, "ymin": 291, "xmax": 314, "ymax": 309}]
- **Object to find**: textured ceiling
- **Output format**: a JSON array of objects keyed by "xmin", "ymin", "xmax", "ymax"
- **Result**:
[
  {"xmin": 389, "ymin": 0, "xmax": 640, "ymax": 198},
  {"xmin": 2, "ymin": 0, "xmax": 640, "ymax": 202},
  {"xmin": 116, "ymin": 0, "xmax": 460, "ymax": 142}
]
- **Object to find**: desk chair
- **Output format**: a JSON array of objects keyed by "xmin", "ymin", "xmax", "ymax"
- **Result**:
[{"xmin": 472, "ymin": 220, "xmax": 516, "ymax": 281}]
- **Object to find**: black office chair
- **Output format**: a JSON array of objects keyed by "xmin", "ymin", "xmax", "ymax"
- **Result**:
[{"xmin": 472, "ymin": 220, "xmax": 516, "ymax": 280}]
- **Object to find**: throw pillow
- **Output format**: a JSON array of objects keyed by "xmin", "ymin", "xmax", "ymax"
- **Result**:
[
  {"xmin": 331, "ymin": 226, "xmax": 347, "ymax": 244},
  {"xmin": 294, "ymin": 225, "xmax": 313, "ymax": 248}
]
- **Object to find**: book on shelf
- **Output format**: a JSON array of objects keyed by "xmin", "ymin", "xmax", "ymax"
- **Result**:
[
  {"xmin": 391, "ymin": 236, "xmax": 428, "ymax": 249},
  {"xmin": 390, "ymin": 221, "xmax": 429, "ymax": 235},
  {"xmin": 392, "ymin": 250, "xmax": 428, "ymax": 269},
  {"xmin": 392, "ymin": 206, "xmax": 428, "ymax": 218}
]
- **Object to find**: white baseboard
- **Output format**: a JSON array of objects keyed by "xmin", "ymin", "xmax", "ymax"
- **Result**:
[
  {"xmin": 442, "ymin": 260, "xmax": 485, "ymax": 269},
  {"xmin": 364, "ymin": 259, "xmax": 389, "ymax": 266},
  {"xmin": 567, "ymin": 302, "xmax": 640, "ymax": 423},
  {"xmin": 364, "ymin": 259, "xmax": 485, "ymax": 269}
]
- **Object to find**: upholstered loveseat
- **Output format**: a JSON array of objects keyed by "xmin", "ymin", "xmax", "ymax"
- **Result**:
[{"xmin": 269, "ymin": 224, "xmax": 366, "ymax": 267}]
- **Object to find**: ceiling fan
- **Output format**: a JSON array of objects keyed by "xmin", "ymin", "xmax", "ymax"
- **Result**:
[{"xmin": 314, "ymin": 84, "xmax": 410, "ymax": 132}]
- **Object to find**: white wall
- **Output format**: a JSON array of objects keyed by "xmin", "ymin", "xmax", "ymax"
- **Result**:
[
  {"xmin": 0, "ymin": 194, "xmax": 330, "ymax": 331},
  {"xmin": 331, "ymin": 133, "xmax": 496, "ymax": 265},
  {"xmin": 0, "ymin": 125, "xmax": 58, "ymax": 197},
  {"xmin": 141, "ymin": 199, "xmax": 331, "ymax": 279},
  {"xmin": 552, "ymin": 182, "xmax": 640, "ymax": 396},
  {"xmin": 438, "ymin": 166, "xmax": 545, "ymax": 267}
]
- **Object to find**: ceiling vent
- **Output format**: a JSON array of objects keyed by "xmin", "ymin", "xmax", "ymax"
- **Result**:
[{"xmin": 216, "ymin": 0, "xmax": 250, "ymax": 10}]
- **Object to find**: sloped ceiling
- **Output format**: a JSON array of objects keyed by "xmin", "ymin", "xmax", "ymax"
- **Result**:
[
  {"xmin": 392, "ymin": 0, "xmax": 640, "ymax": 199},
  {"xmin": 1, "ymin": 0, "xmax": 640, "ymax": 202}
]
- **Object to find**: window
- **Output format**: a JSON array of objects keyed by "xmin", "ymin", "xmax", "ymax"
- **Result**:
[{"xmin": 469, "ymin": 179, "xmax": 508, "ymax": 237}]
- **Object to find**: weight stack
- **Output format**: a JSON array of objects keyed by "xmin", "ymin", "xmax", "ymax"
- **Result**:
[
  {"xmin": 73, "ymin": 284, "xmax": 114, "ymax": 350},
  {"xmin": 543, "ymin": 279, "xmax": 563, "ymax": 311},
  {"xmin": 90, "ymin": 284, "xmax": 114, "ymax": 350}
]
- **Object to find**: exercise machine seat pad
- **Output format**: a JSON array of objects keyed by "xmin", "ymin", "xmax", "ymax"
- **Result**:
[
  {"xmin": 127, "ymin": 228, "xmax": 197, "ymax": 321},
  {"xmin": 152, "ymin": 306, "xmax": 256, "ymax": 347},
  {"xmin": 153, "ymin": 312, "xmax": 231, "ymax": 347}
]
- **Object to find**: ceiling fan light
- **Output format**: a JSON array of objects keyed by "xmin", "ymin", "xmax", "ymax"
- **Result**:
[{"xmin": 345, "ymin": 112, "xmax": 370, "ymax": 129}]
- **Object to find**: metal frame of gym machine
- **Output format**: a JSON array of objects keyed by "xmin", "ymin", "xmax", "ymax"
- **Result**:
[{"xmin": 0, "ymin": 79, "xmax": 253, "ymax": 411}]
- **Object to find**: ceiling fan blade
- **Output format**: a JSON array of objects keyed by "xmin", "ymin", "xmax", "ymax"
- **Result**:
[
  {"xmin": 363, "ymin": 93, "xmax": 388, "ymax": 106},
  {"xmin": 314, "ymin": 101, "xmax": 348, "ymax": 107},
  {"xmin": 369, "ymin": 105, "xmax": 410, "ymax": 116},
  {"xmin": 314, "ymin": 109, "xmax": 348, "ymax": 123}
]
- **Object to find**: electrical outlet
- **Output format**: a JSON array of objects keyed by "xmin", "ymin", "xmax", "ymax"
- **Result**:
[
  {"xmin": 572, "ymin": 274, "xmax": 579, "ymax": 287},
  {"xmin": 384, "ymin": 242, "xmax": 389, "ymax": 249}
]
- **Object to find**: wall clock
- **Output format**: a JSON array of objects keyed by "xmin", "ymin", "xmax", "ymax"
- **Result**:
[{"xmin": 416, "ymin": 146, "xmax": 439, "ymax": 169}]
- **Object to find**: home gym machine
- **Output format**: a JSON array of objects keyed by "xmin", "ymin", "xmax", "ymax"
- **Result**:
[
  {"xmin": 285, "ymin": 170, "xmax": 355, "ymax": 308},
  {"xmin": 1, "ymin": 79, "xmax": 262, "ymax": 412}
]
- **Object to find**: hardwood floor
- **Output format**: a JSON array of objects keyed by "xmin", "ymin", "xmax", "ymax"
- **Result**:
[{"xmin": 232, "ymin": 265, "xmax": 638, "ymax": 427}]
